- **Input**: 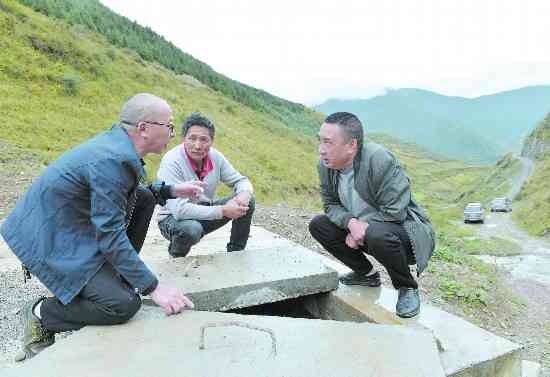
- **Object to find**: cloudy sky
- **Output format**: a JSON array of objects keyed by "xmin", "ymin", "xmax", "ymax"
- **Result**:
[{"xmin": 100, "ymin": 0, "xmax": 550, "ymax": 105}]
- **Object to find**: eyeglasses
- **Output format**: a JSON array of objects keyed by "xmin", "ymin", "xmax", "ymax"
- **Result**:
[{"xmin": 143, "ymin": 121, "xmax": 175, "ymax": 135}]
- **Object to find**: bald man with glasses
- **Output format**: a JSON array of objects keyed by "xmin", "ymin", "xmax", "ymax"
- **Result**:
[{"xmin": 2, "ymin": 93, "xmax": 204, "ymax": 361}]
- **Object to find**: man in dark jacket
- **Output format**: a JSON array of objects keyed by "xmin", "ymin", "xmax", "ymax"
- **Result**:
[
  {"xmin": 0, "ymin": 93, "xmax": 205, "ymax": 361},
  {"xmin": 309, "ymin": 112, "xmax": 435, "ymax": 318}
]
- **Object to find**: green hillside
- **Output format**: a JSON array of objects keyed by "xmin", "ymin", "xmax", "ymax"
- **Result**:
[
  {"xmin": 0, "ymin": 0, "xmax": 320, "ymax": 206},
  {"xmin": 0, "ymin": 0, "xmax": 522, "ymax": 314},
  {"xmin": 13, "ymin": 0, "xmax": 322, "ymax": 133},
  {"xmin": 513, "ymin": 113, "xmax": 550, "ymax": 236},
  {"xmin": 316, "ymin": 87, "xmax": 550, "ymax": 163}
]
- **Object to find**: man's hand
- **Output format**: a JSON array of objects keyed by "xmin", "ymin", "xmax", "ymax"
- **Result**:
[
  {"xmin": 234, "ymin": 191, "xmax": 252, "ymax": 207},
  {"xmin": 150, "ymin": 284, "xmax": 194, "ymax": 316},
  {"xmin": 172, "ymin": 181, "xmax": 206, "ymax": 201},
  {"xmin": 345, "ymin": 233, "xmax": 360, "ymax": 249},
  {"xmin": 347, "ymin": 218, "xmax": 369, "ymax": 246},
  {"xmin": 222, "ymin": 199, "xmax": 249, "ymax": 219}
]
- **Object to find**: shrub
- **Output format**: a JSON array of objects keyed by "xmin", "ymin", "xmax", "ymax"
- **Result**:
[{"xmin": 62, "ymin": 73, "xmax": 80, "ymax": 96}]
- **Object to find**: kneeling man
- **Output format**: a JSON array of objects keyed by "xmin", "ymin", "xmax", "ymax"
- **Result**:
[
  {"xmin": 309, "ymin": 112, "xmax": 435, "ymax": 318},
  {"xmin": 157, "ymin": 113, "xmax": 254, "ymax": 257}
]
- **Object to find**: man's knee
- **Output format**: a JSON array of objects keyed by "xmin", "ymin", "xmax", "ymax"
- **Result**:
[
  {"xmin": 169, "ymin": 220, "xmax": 203, "ymax": 257},
  {"xmin": 175, "ymin": 221, "xmax": 203, "ymax": 243},
  {"xmin": 364, "ymin": 223, "xmax": 399, "ymax": 255},
  {"xmin": 102, "ymin": 294, "xmax": 142, "ymax": 325},
  {"xmin": 309, "ymin": 214, "xmax": 330, "ymax": 239}
]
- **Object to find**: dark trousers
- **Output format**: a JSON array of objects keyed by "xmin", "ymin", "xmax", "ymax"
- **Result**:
[
  {"xmin": 41, "ymin": 186, "xmax": 155, "ymax": 333},
  {"xmin": 158, "ymin": 196, "xmax": 255, "ymax": 257},
  {"xmin": 309, "ymin": 214, "xmax": 417, "ymax": 289}
]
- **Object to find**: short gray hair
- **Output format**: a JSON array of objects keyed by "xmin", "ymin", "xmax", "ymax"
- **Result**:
[{"xmin": 119, "ymin": 93, "xmax": 169, "ymax": 127}]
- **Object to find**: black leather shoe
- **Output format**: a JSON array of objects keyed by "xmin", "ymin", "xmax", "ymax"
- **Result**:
[
  {"xmin": 339, "ymin": 271, "xmax": 381, "ymax": 287},
  {"xmin": 396, "ymin": 287, "xmax": 420, "ymax": 318}
]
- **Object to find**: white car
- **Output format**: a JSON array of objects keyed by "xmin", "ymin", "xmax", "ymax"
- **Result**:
[
  {"xmin": 464, "ymin": 202, "xmax": 485, "ymax": 223},
  {"xmin": 490, "ymin": 197, "xmax": 512, "ymax": 212}
]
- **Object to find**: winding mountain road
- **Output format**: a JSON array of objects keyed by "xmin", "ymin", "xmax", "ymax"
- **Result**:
[
  {"xmin": 473, "ymin": 156, "xmax": 549, "ymax": 285},
  {"xmin": 466, "ymin": 155, "xmax": 550, "ymax": 375}
]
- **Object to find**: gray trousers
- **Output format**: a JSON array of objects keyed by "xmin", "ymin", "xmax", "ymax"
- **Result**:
[{"xmin": 158, "ymin": 196, "xmax": 255, "ymax": 257}]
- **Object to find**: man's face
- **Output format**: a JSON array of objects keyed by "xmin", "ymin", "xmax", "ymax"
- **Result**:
[
  {"xmin": 183, "ymin": 125, "xmax": 213, "ymax": 164},
  {"xmin": 142, "ymin": 106, "xmax": 175, "ymax": 154},
  {"xmin": 318, "ymin": 122, "xmax": 357, "ymax": 170}
]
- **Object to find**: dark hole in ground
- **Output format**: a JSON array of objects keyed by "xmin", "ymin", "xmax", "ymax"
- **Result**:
[{"xmin": 228, "ymin": 296, "xmax": 316, "ymax": 319}]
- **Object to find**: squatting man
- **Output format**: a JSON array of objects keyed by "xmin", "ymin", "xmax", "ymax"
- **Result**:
[
  {"xmin": 309, "ymin": 112, "xmax": 435, "ymax": 318},
  {"xmin": 156, "ymin": 112, "xmax": 254, "ymax": 257}
]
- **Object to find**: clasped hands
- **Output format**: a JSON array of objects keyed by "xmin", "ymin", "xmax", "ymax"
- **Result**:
[
  {"xmin": 222, "ymin": 191, "xmax": 251, "ymax": 219},
  {"xmin": 346, "ymin": 218, "xmax": 369, "ymax": 250}
]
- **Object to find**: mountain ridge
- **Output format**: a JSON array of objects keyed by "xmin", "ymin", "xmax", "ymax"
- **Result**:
[{"xmin": 316, "ymin": 86, "xmax": 550, "ymax": 163}]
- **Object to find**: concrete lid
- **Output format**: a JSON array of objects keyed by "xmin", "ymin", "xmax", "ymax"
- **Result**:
[
  {"xmin": 5, "ymin": 309, "xmax": 446, "ymax": 377},
  {"xmin": 145, "ymin": 248, "xmax": 339, "ymax": 311}
]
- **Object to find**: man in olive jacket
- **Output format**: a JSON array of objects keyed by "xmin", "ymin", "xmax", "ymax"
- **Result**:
[{"xmin": 309, "ymin": 112, "xmax": 435, "ymax": 318}]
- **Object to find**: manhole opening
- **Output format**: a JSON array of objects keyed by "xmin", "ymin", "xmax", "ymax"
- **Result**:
[{"xmin": 228, "ymin": 296, "xmax": 317, "ymax": 319}]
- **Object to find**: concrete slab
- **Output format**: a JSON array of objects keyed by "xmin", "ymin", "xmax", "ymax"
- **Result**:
[
  {"xmin": 145, "ymin": 247, "xmax": 338, "ymax": 311},
  {"xmin": 522, "ymin": 360, "xmax": 542, "ymax": 377},
  {"xmin": 4, "ymin": 309, "xmax": 446, "ymax": 377},
  {"xmin": 143, "ymin": 224, "xmax": 522, "ymax": 377},
  {"xmin": 301, "ymin": 252, "xmax": 523, "ymax": 377}
]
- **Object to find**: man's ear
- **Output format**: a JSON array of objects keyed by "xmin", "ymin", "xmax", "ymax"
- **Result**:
[
  {"xmin": 350, "ymin": 138, "xmax": 358, "ymax": 151},
  {"xmin": 137, "ymin": 122, "xmax": 149, "ymax": 139}
]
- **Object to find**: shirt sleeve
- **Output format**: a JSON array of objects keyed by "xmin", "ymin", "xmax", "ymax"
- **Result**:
[{"xmin": 88, "ymin": 158, "xmax": 158, "ymax": 294}]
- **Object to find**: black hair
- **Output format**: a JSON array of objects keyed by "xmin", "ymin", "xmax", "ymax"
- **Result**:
[
  {"xmin": 324, "ymin": 112, "xmax": 363, "ymax": 148},
  {"xmin": 181, "ymin": 112, "xmax": 215, "ymax": 139}
]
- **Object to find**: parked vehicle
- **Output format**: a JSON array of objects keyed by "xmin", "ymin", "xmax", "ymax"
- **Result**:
[
  {"xmin": 464, "ymin": 202, "xmax": 485, "ymax": 223},
  {"xmin": 490, "ymin": 197, "xmax": 512, "ymax": 212}
]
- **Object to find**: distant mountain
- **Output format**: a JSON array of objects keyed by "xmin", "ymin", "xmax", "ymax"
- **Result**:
[{"xmin": 315, "ymin": 87, "xmax": 550, "ymax": 163}]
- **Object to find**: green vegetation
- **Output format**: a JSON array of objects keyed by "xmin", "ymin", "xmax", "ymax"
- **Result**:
[
  {"xmin": 452, "ymin": 236, "xmax": 521, "ymax": 257},
  {"xmin": 0, "ymin": 0, "xmax": 320, "ymax": 206},
  {"xmin": 0, "ymin": 0, "xmax": 526, "ymax": 315},
  {"xmin": 14, "ymin": 0, "xmax": 323, "ymax": 133},
  {"xmin": 458, "ymin": 153, "xmax": 522, "ymax": 207},
  {"xmin": 513, "ymin": 113, "xmax": 550, "ymax": 236}
]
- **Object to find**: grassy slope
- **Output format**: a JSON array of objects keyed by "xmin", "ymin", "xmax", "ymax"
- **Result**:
[
  {"xmin": 0, "ymin": 0, "xmax": 522, "ymax": 317},
  {"xmin": 0, "ymin": 0, "xmax": 320, "ymax": 206},
  {"xmin": 15, "ymin": 0, "xmax": 323, "ymax": 134},
  {"xmin": 513, "ymin": 114, "xmax": 550, "ymax": 236}
]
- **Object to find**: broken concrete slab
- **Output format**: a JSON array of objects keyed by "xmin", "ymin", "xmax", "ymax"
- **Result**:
[
  {"xmin": 4, "ymin": 309, "xmax": 446, "ymax": 377},
  {"xmin": 145, "ymin": 248, "xmax": 338, "ymax": 311},
  {"xmin": 302, "ymin": 257, "xmax": 523, "ymax": 377}
]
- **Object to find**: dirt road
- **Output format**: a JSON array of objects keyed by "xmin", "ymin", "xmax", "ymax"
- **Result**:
[{"xmin": 465, "ymin": 155, "xmax": 550, "ymax": 375}]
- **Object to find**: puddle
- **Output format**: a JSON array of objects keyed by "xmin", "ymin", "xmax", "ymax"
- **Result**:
[{"xmin": 475, "ymin": 254, "xmax": 550, "ymax": 286}]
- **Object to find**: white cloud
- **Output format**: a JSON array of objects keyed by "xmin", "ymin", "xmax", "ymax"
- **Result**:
[{"xmin": 100, "ymin": 0, "xmax": 550, "ymax": 105}]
